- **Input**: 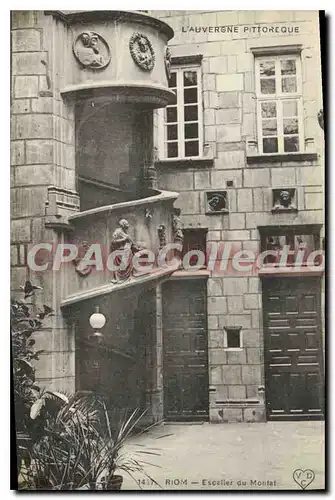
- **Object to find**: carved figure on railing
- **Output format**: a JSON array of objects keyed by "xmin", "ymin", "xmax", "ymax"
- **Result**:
[
  {"xmin": 172, "ymin": 208, "xmax": 184, "ymax": 244},
  {"xmin": 110, "ymin": 219, "xmax": 141, "ymax": 282}
]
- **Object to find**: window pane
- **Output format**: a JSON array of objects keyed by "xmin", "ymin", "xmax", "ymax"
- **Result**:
[
  {"xmin": 184, "ymin": 71, "xmax": 197, "ymax": 87},
  {"xmin": 185, "ymin": 123, "xmax": 198, "ymax": 139},
  {"xmin": 169, "ymin": 90, "xmax": 177, "ymax": 105},
  {"xmin": 167, "ymin": 142, "xmax": 178, "ymax": 158},
  {"xmin": 166, "ymin": 107, "xmax": 177, "ymax": 123},
  {"xmin": 184, "ymin": 87, "xmax": 198, "ymax": 104},
  {"xmin": 284, "ymin": 136, "xmax": 299, "ymax": 152},
  {"xmin": 283, "ymin": 100, "xmax": 298, "ymax": 117},
  {"xmin": 263, "ymin": 137, "xmax": 278, "ymax": 153},
  {"xmin": 169, "ymin": 72, "xmax": 176, "ymax": 88},
  {"xmin": 282, "ymin": 77, "xmax": 297, "ymax": 93},
  {"xmin": 260, "ymin": 78, "xmax": 276, "ymax": 94},
  {"xmin": 185, "ymin": 141, "xmax": 199, "ymax": 157},
  {"xmin": 261, "ymin": 101, "xmax": 277, "ymax": 118},
  {"xmin": 184, "ymin": 105, "xmax": 198, "ymax": 121},
  {"xmin": 262, "ymin": 119, "xmax": 277, "ymax": 136},
  {"xmin": 167, "ymin": 124, "xmax": 178, "ymax": 140},
  {"xmin": 260, "ymin": 60, "xmax": 275, "ymax": 76},
  {"xmin": 227, "ymin": 329, "xmax": 241, "ymax": 348},
  {"xmin": 283, "ymin": 118, "xmax": 299, "ymax": 135},
  {"xmin": 281, "ymin": 59, "xmax": 296, "ymax": 75}
]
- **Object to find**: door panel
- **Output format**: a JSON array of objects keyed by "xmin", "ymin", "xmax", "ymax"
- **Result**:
[
  {"xmin": 162, "ymin": 279, "xmax": 209, "ymax": 421},
  {"xmin": 263, "ymin": 277, "xmax": 324, "ymax": 420}
]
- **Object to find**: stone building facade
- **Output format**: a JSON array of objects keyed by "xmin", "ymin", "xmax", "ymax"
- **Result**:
[
  {"xmin": 11, "ymin": 11, "xmax": 324, "ymax": 424},
  {"xmin": 151, "ymin": 10, "xmax": 324, "ymax": 422}
]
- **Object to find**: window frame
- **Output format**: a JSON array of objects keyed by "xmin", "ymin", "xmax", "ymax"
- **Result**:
[
  {"xmin": 158, "ymin": 64, "xmax": 203, "ymax": 160},
  {"xmin": 255, "ymin": 54, "xmax": 304, "ymax": 155},
  {"xmin": 223, "ymin": 327, "xmax": 243, "ymax": 351}
]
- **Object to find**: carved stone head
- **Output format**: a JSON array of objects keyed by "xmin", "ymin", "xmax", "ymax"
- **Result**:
[
  {"xmin": 119, "ymin": 218, "xmax": 129, "ymax": 231},
  {"xmin": 279, "ymin": 190, "xmax": 291, "ymax": 207}
]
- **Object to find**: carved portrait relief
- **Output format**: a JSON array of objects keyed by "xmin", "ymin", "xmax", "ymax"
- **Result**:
[
  {"xmin": 129, "ymin": 33, "xmax": 155, "ymax": 71},
  {"xmin": 73, "ymin": 31, "xmax": 111, "ymax": 69},
  {"xmin": 164, "ymin": 46, "xmax": 172, "ymax": 79}
]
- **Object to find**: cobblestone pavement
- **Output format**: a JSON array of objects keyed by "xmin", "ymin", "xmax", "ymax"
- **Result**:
[{"xmin": 120, "ymin": 421, "xmax": 325, "ymax": 491}]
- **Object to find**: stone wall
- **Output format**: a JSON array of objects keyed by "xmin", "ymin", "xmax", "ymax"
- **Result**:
[
  {"xmin": 11, "ymin": 11, "xmax": 77, "ymax": 392},
  {"xmin": 153, "ymin": 10, "xmax": 324, "ymax": 422}
]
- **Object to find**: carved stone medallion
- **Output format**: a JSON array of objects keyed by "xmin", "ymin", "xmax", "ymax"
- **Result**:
[
  {"xmin": 164, "ymin": 46, "xmax": 171, "ymax": 79},
  {"xmin": 73, "ymin": 31, "xmax": 111, "ymax": 69},
  {"xmin": 129, "ymin": 32, "xmax": 155, "ymax": 71}
]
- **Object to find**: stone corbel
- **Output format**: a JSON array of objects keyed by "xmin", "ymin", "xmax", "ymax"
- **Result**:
[{"xmin": 45, "ymin": 186, "xmax": 80, "ymax": 230}]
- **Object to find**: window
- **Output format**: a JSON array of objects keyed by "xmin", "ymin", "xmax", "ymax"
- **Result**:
[
  {"xmin": 259, "ymin": 225, "xmax": 322, "ymax": 267},
  {"xmin": 182, "ymin": 229, "xmax": 207, "ymax": 268},
  {"xmin": 255, "ymin": 55, "xmax": 303, "ymax": 154},
  {"xmin": 224, "ymin": 327, "xmax": 243, "ymax": 349},
  {"xmin": 159, "ymin": 65, "xmax": 203, "ymax": 159}
]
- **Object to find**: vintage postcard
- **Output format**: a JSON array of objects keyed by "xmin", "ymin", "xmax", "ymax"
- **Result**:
[{"xmin": 11, "ymin": 9, "xmax": 325, "ymax": 491}]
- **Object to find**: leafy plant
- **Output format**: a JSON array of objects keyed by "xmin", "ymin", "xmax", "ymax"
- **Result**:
[{"xmin": 23, "ymin": 393, "xmax": 162, "ymax": 490}]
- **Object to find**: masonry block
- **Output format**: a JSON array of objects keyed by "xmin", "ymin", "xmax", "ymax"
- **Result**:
[
  {"xmin": 221, "ymin": 408, "xmax": 243, "ymax": 422},
  {"xmin": 220, "ymin": 39, "xmax": 246, "ymax": 55},
  {"xmin": 194, "ymin": 171, "xmax": 210, "ymax": 189},
  {"xmin": 248, "ymin": 277, "xmax": 261, "ymax": 294},
  {"xmin": 241, "ymin": 329, "xmax": 260, "ymax": 347},
  {"xmin": 209, "ymin": 55, "xmax": 228, "ymax": 74},
  {"xmin": 11, "ymin": 186, "xmax": 47, "ymax": 217},
  {"xmin": 216, "ymin": 108, "xmax": 241, "ymax": 124},
  {"xmin": 216, "ymin": 150, "xmax": 245, "ymax": 169},
  {"xmin": 247, "ymin": 347, "xmax": 261, "ymax": 364},
  {"xmin": 176, "ymin": 192, "xmax": 200, "ymax": 214},
  {"xmin": 208, "ymin": 279, "xmax": 223, "ymax": 297},
  {"xmin": 31, "ymin": 97, "xmax": 54, "ymax": 113},
  {"xmin": 208, "ymin": 315, "xmax": 219, "ymax": 330},
  {"xmin": 211, "ymin": 168, "xmax": 242, "ymax": 188},
  {"xmin": 26, "ymin": 140, "xmax": 53, "ymax": 164},
  {"xmin": 243, "ymin": 92, "xmax": 256, "ymax": 114},
  {"xmin": 12, "ymin": 51, "xmax": 48, "ymax": 75},
  {"xmin": 11, "ymin": 218, "xmax": 32, "ymax": 244},
  {"xmin": 11, "ymin": 266, "xmax": 28, "ymax": 290},
  {"xmin": 253, "ymin": 188, "xmax": 264, "ymax": 211},
  {"xmin": 271, "ymin": 167, "xmax": 296, "ymax": 187},
  {"xmin": 244, "ymin": 168, "xmax": 270, "ymax": 187},
  {"xmin": 11, "ymin": 140, "xmax": 25, "ymax": 166},
  {"xmin": 209, "ymin": 330, "xmax": 224, "ymax": 349},
  {"xmin": 208, "ymin": 296, "xmax": 227, "ymax": 315},
  {"xmin": 218, "ymin": 91, "xmax": 241, "ymax": 109},
  {"xmin": 227, "ymin": 295, "xmax": 244, "ymax": 314},
  {"xmin": 244, "ymin": 294, "xmax": 261, "ymax": 310},
  {"xmin": 11, "ymin": 99, "xmax": 30, "ymax": 114},
  {"xmin": 227, "ymin": 349, "xmax": 246, "ymax": 365},
  {"xmin": 15, "ymin": 164, "xmax": 53, "ymax": 186},
  {"xmin": 305, "ymin": 192, "xmax": 324, "ymax": 210},
  {"xmin": 242, "ymin": 113, "xmax": 256, "ymax": 136},
  {"xmin": 204, "ymin": 109, "xmax": 215, "ymax": 126},
  {"xmin": 203, "ymin": 74, "xmax": 216, "ymax": 91},
  {"xmin": 207, "ymin": 230, "xmax": 221, "ymax": 241},
  {"xmin": 15, "ymin": 114, "xmax": 53, "ymax": 139},
  {"xmin": 251, "ymin": 309, "xmax": 261, "ymax": 329},
  {"xmin": 229, "ymin": 213, "xmax": 246, "ymax": 230},
  {"xmin": 228, "ymin": 385, "xmax": 246, "ymax": 399},
  {"xmin": 210, "ymin": 365, "xmax": 222, "ymax": 384},
  {"xmin": 14, "ymin": 75, "xmax": 39, "ymax": 98},
  {"xmin": 237, "ymin": 189, "xmax": 253, "ymax": 212},
  {"xmin": 217, "ymin": 74, "xmax": 244, "ymax": 92},
  {"xmin": 243, "ymin": 407, "xmax": 266, "ymax": 422},
  {"xmin": 246, "ymin": 385, "xmax": 259, "ymax": 399},
  {"xmin": 222, "ymin": 365, "xmax": 242, "ymax": 384},
  {"xmin": 12, "ymin": 11, "xmax": 37, "ymax": 28},
  {"xmin": 242, "ymin": 365, "xmax": 261, "ymax": 385},
  {"xmin": 204, "ymin": 125, "xmax": 216, "ymax": 142},
  {"xmin": 209, "ymin": 348, "xmax": 226, "ymax": 365},
  {"xmin": 224, "ymin": 230, "xmax": 250, "ymax": 241},
  {"xmin": 12, "ymin": 29, "xmax": 41, "ymax": 51}
]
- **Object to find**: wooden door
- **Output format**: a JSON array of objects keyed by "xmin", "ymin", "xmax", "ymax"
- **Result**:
[
  {"xmin": 263, "ymin": 277, "xmax": 324, "ymax": 420},
  {"xmin": 162, "ymin": 279, "xmax": 209, "ymax": 421}
]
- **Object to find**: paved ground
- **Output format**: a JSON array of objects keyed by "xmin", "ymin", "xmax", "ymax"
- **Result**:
[{"xmin": 120, "ymin": 421, "xmax": 325, "ymax": 491}]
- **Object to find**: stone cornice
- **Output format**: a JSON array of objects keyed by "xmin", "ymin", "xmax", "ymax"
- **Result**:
[{"xmin": 44, "ymin": 10, "xmax": 174, "ymax": 40}]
